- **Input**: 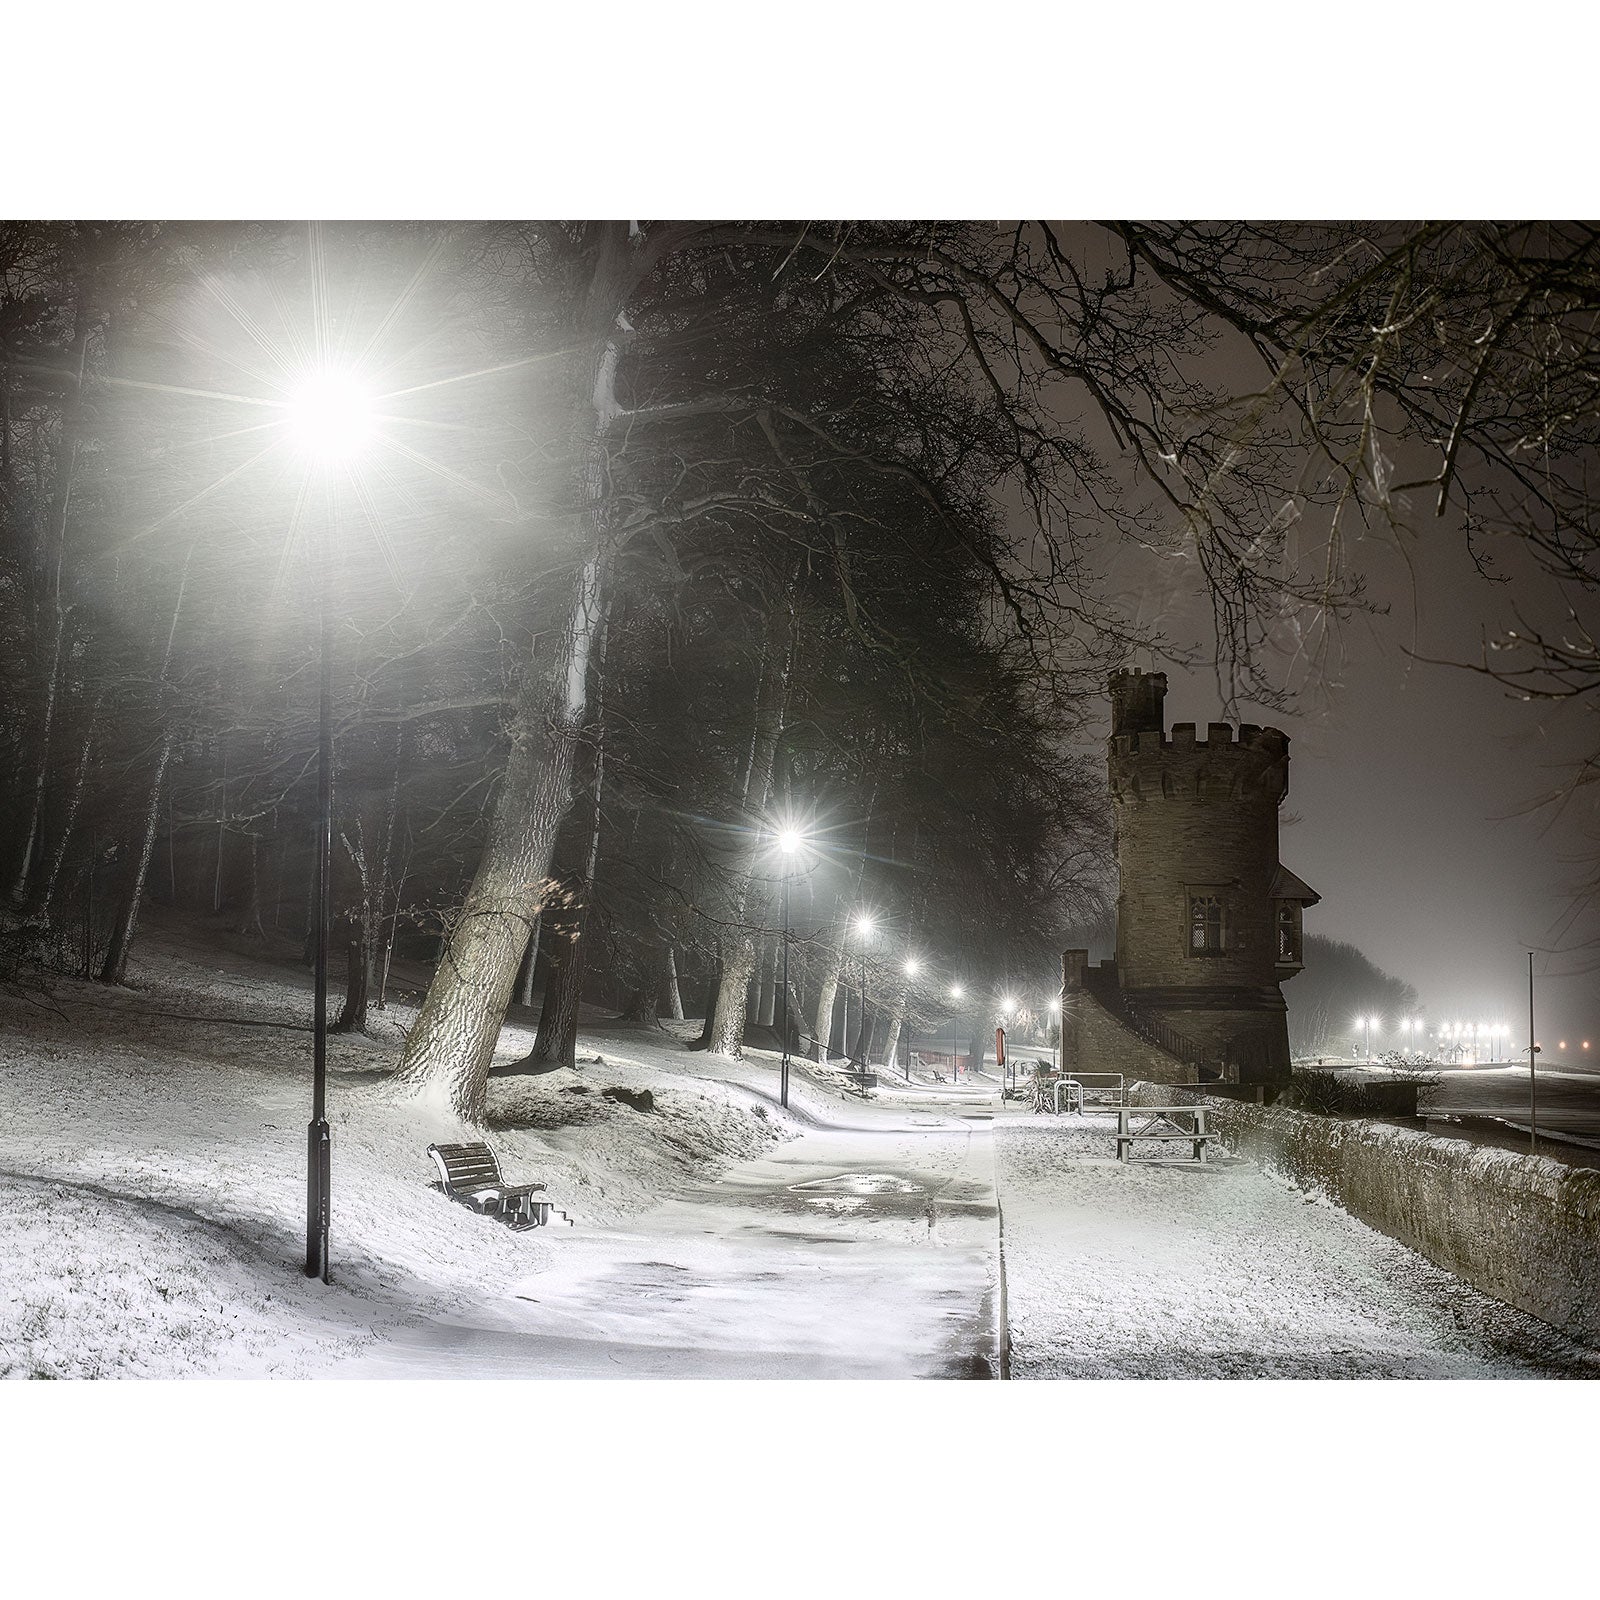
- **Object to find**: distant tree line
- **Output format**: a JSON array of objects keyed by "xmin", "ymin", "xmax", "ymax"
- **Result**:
[{"xmin": 1286, "ymin": 934, "xmax": 1421, "ymax": 1060}]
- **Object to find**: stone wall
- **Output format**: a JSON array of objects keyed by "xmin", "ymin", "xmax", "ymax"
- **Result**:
[{"xmin": 1131, "ymin": 1084, "xmax": 1600, "ymax": 1347}]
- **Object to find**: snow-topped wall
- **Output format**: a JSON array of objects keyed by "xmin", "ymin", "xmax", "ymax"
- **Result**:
[{"xmin": 1132, "ymin": 1084, "xmax": 1600, "ymax": 1348}]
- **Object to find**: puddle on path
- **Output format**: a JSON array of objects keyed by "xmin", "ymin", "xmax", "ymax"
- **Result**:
[{"xmin": 789, "ymin": 1172, "xmax": 925, "ymax": 1196}]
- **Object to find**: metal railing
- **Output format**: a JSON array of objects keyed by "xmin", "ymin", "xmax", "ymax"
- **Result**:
[{"xmin": 1048, "ymin": 1072, "xmax": 1127, "ymax": 1114}]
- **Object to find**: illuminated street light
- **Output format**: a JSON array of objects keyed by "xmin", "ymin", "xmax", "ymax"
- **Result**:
[
  {"xmin": 897, "ymin": 958, "xmax": 921, "ymax": 1080},
  {"xmin": 288, "ymin": 366, "xmax": 377, "ymax": 1285},
  {"xmin": 772, "ymin": 822, "xmax": 813, "ymax": 1111},
  {"xmin": 848, "ymin": 913, "xmax": 875, "ymax": 1068},
  {"xmin": 1356, "ymin": 1014, "xmax": 1377, "ymax": 1061},
  {"xmin": 288, "ymin": 370, "xmax": 375, "ymax": 461},
  {"xmin": 948, "ymin": 985, "xmax": 964, "ymax": 1079}
]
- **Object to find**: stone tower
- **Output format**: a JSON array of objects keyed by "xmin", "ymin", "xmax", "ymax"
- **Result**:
[{"xmin": 1061, "ymin": 669, "xmax": 1318, "ymax": 1087}]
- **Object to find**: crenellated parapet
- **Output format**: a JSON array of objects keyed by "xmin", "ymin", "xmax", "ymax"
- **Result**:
[{"xmin": 1109, "ymin": 720, "xmax": 1289, "ymax": 805}]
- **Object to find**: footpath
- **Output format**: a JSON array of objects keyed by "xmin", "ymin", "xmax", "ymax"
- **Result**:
[{"xmin": 333, "ymin": 1090, "xmax": 1003, "ymax": 1379}]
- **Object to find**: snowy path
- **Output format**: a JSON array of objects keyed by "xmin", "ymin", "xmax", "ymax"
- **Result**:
[
  {"xmin": 996, "ymin": 1116, "xmax": 1594, "ymax": 1379},
  {"xmin": 332, "ymin": 1105, "xmax": 1002, "ymax": 1379}
]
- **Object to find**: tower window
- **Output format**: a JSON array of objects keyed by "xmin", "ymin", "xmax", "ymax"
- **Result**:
[
  {"xmin": 1276, "ymin": 901, "xmax": 1303, "ymax": 964},
  {"xmin": 1188, "ymin": 893, "xmax": 1225, "ymax": 955}
]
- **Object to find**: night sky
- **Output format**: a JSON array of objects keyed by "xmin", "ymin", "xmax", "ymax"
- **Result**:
[{"xmin": 1144, "ymin": 510, "xmax": 1598, "ymax": 1058}]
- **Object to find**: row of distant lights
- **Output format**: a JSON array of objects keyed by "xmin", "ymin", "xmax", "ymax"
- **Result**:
[
  {"xmin": 777, "ymin": 827, "xmax": 1056, "ymax": 1016},
  {"xmin": 1355, "ymin": 1016, "xmax": 1591, "ymax": 1052}
]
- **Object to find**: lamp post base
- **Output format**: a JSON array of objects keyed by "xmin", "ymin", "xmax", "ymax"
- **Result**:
[{"xmin": 305, "ymin": 1118, "xmax": 331, "ymax": 1282}]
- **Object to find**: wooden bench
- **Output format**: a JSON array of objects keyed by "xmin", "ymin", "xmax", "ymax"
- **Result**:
[
  {"xmin": 1114, "ymin": 1106, "xmax": 1218, "ymax": 1163},
  {"xmin": 840, "ymin": 1068, "xmax": 878, "ymax": 1098},
  {"xmin": 427, "ymin": 1141, "xmax": 555, "ymax": 1229}
]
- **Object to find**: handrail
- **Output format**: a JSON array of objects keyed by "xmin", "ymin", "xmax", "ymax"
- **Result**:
[{"xmin": 1123, "ymin": 1004, "xmax": 1228, "ymax": 1079}]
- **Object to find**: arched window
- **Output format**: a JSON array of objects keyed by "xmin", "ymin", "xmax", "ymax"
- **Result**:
[{"xmin": 1188, "ymin": 893, "xmax": 1224, "ymax": 954}]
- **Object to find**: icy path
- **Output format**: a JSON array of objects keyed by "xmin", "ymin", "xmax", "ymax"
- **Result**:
[
  {"xmin": 996, "ymin": 1116, "xmax": 1593, "ymax": 1379},
  {"xmin": 332, "ymin": 1104, "xmax": 1002, "ymax": 1379}
]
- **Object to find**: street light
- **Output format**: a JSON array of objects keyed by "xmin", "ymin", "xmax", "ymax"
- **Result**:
[
  {"xmin": 289, "ymin": 367, "xmax": 374, "ymax": 1285},
  {"xmin": 774, "ymin": 824, "xmax": 809, "ymax": 1109},
  {"xmin": 948, "ymin": 984, "xmax": 963, "ymax": 1079},
  {"xmin": 901, "ymin": 957, "xmax": 921, "ymax": 1080},
  {"xmin": 849, "ymin": 913, "xmax": 875, "ymax": 1068},
  {"xmin": 998, "ymin": 995, "xmax": 1018, "ymax": 1093},
  {"xmin": 1356, "ymin": 1015, "xmax": 1374, "ymax": 1061}
]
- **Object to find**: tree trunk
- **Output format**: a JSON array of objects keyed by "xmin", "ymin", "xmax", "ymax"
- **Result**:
[
  {"xmin": 531, "ymin": 927, "xmax": 576, "ymax": 1062},
  {"xmin": 883, "ymin": 1003, "xmax": 905, "ymax": 1074},
  {"xmin": 514, "ymin": 919, "xmax": 541, "ymax": 1010},
  {"xmin": 756, "ymin": 936, "xmax": 778, "ymax": 1027},
  {"xmin": 236, "ymin": 832, "xmax": 266, "ymax": 937},
  {"xmin": 37, "ymin": 709, "xmax": 98, "ymax": 925},
  {"xmin": 706, "ymin": 603, "xmax": 793, "ymax": 1058},
  {"xmin": 11, "ymin": 297, "xmax": 90, "ymax": 908},
  {"xmin": 213, "ymin": 748, "xmax": 227, "ymax": 913},
  {"xmin": 691, "ymin": 971, "xmax": 721, "ymax": 1048},
  {"xmin": 812, "ymin": 953, "xmax": 843, "ymax": 1061},
  {"xmin": 336, "ymin": 921, "xmax": 369, "ymax": 1033},
  {"xmin": 99, "ymin": 728, "xmax": 173, "ymax": 986},
  {"xmin": 390, "ymin": 591, "xmax": 602, "ymax": 1118},
  {"xmin": 389, "ymin": 225, "xmax": 634, "ymax": 1122},
  {"xmin": 659, "ymin": 942, "xmax": 684, "ymax": 1020}
]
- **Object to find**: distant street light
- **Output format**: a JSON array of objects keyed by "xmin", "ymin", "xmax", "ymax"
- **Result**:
[
  {"xmin": 948, "ymin": 984, "xmax": 963, "ymax": 1079},
  {"xmin": 1356, "ymin": 1014, "xmax": 1377, "ymax": 1062},
  {"xmin": 900, "ymin": 957, "xmax": 921, "ymax": 1080},
  {"xmin": 849, "ymin": 913, "xmax": 875, "ymax": 1068},
  {"xmin": 289, "ymin": 367, "xmax": 374, "ymax": 1285},
  {"xmin": 775, "ymin": 824, "xmax": 809, "ymax": 1110}
]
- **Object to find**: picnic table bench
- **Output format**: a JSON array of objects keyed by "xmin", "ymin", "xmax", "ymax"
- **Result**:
[
  {"xmin": 1115, "ymin": 1106, "xmax": 1217, "ymax": 1163},
  {"xmin": 427, "ymin": 1140, "xmax": 562, "ymax": 1229}
]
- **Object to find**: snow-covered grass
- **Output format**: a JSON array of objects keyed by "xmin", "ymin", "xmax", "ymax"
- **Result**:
[
  {"xmin": 994, "ymin": 1112, "xmax": 1598, "ymax": 1379},
  {"xmin": 0, "ymin": 917, "xmax": 798, "ymax": 1378}
]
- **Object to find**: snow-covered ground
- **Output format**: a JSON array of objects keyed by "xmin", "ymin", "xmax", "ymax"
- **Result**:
[
  {"xmin": 4, "ymin": 916, "xmax": 1596, "ymax": 1379},
  {"xmin": 0, "ymin": 919, "xmax": 804, "ymax": 1377},
  {"xmin": 335, "ymin": 1109, "xmax": 999, "ymax": 1378},
  {"xmin": 995, "ymin": 1113, "xmax": 1598, "ymax": 1378}
]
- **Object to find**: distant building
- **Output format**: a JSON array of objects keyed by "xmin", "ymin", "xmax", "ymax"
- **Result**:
[{"xmin": 1061, "ymin": 669, "xmax": 1319, "ymax": 1087}]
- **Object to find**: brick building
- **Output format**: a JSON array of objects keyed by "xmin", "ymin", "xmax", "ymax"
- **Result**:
[{"xmin": 1061, "ymin": 669, "xmax": 1319, "ymax": 1087}]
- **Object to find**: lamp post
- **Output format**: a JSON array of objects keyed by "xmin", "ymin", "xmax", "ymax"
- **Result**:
[
  {"xmin": 288, "ymin": 369, "xmax": 374, "ymax": 1285},
  {"xmin": 949, "ymin": 984, "xmax": 963, "ymax": 1079},
  {"xmin": 999, "ymin": 995, "xmax": 1017, "ymax": 1094},
  {"xmin": 901, "ymin": 957, "xmax": 920, "ymax": 1080},
  {"xmin": 1528, "ymin": 952, "xmax": 1538, "ymax": 1154},
  {"xmin": 776, "ymin": 828, "xmax": 805, "ymax": 1109},
  {"xmin": 850, "ymin": 913, "xmax": 875, "ymax": 1068}
]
